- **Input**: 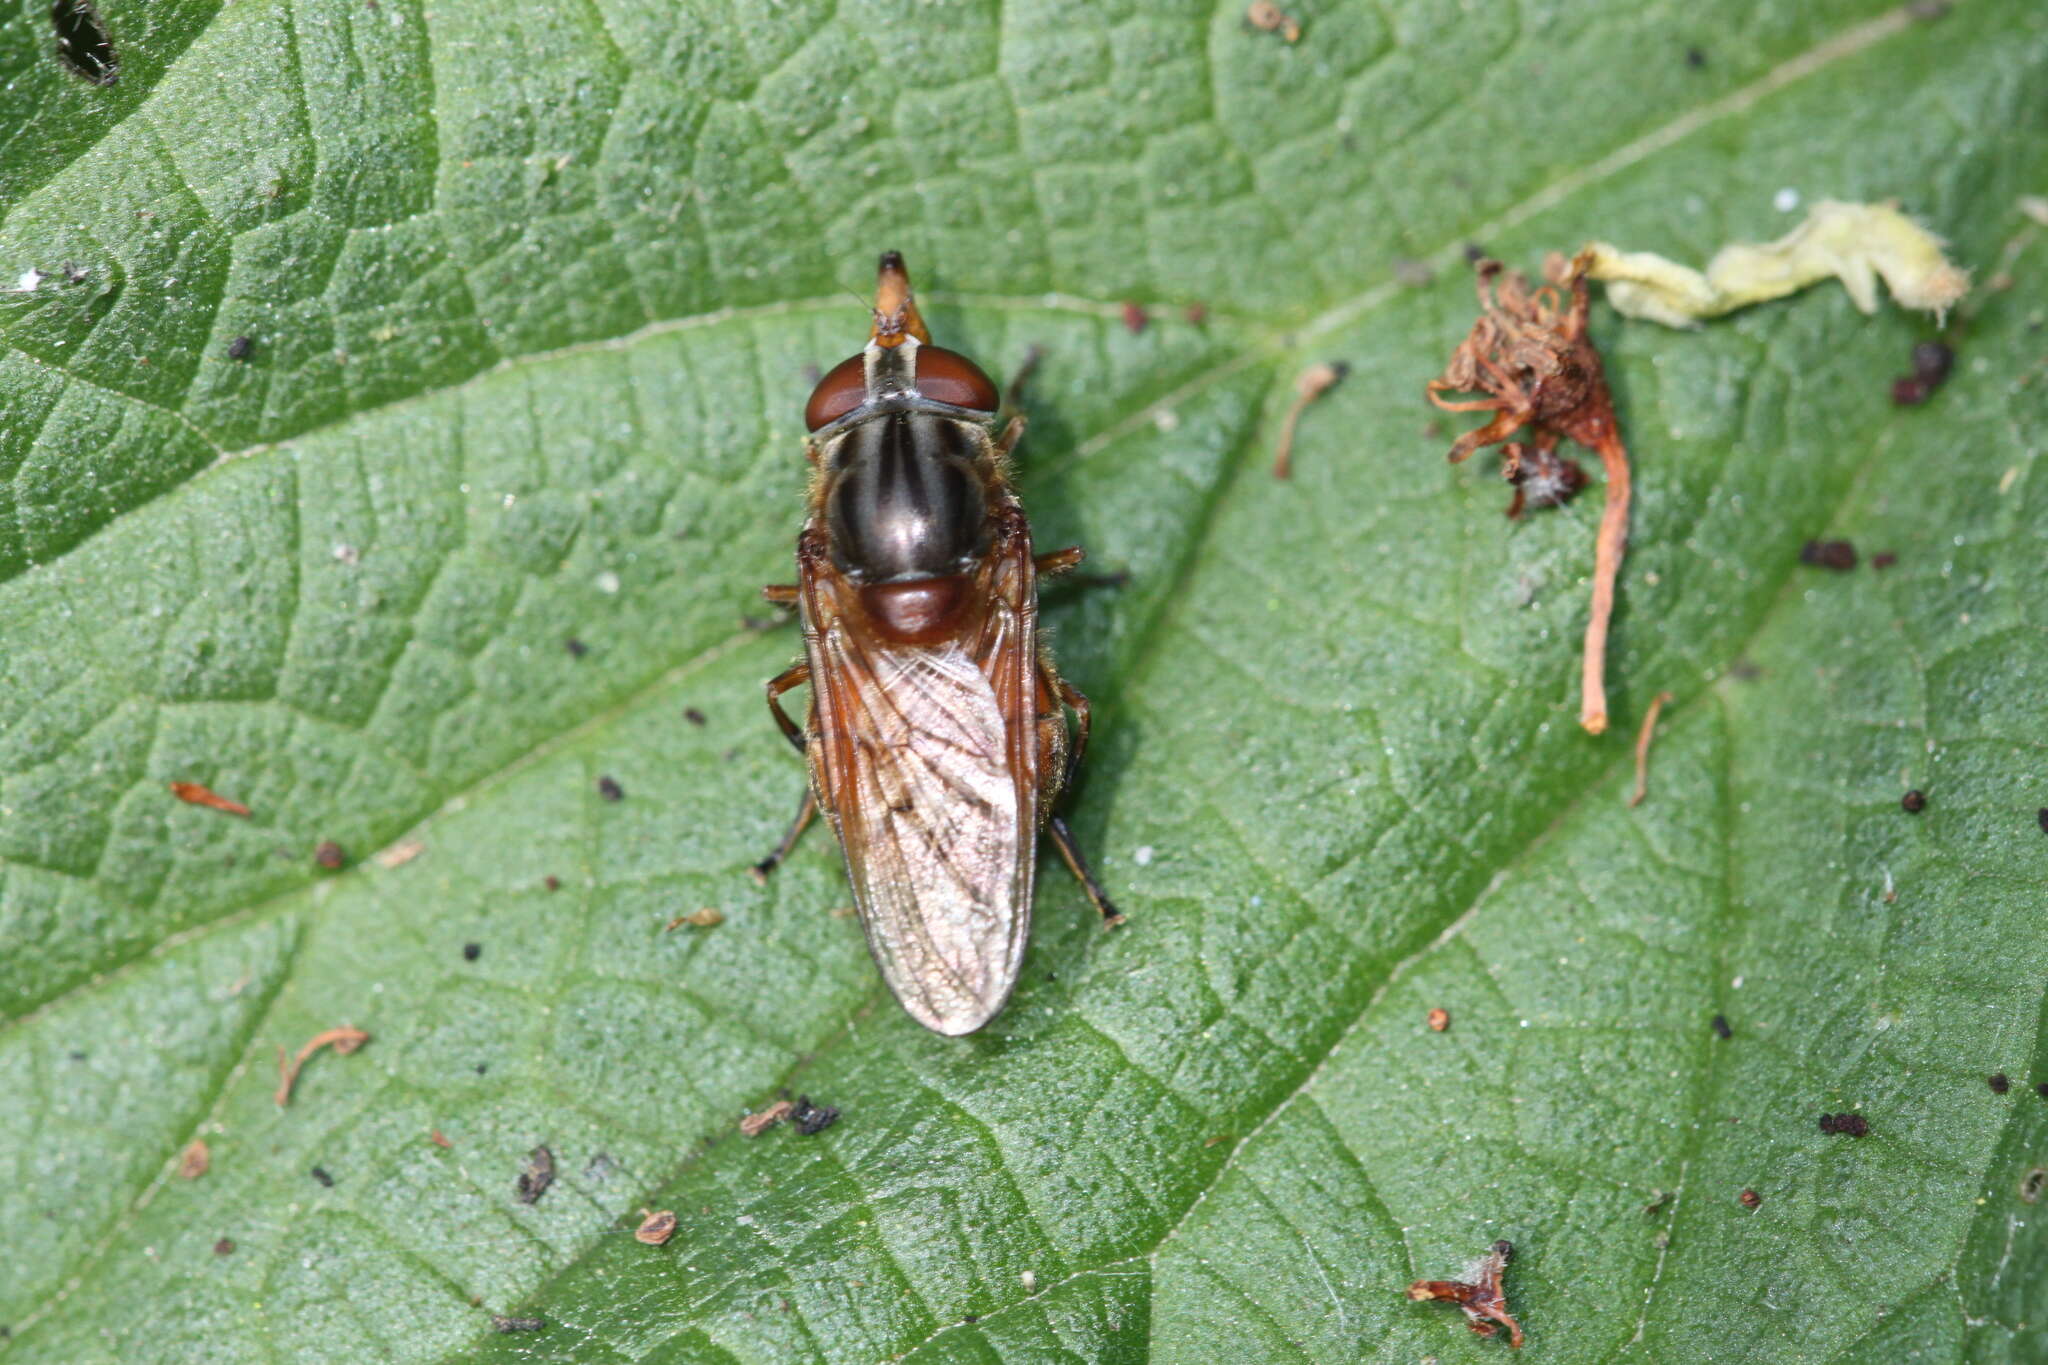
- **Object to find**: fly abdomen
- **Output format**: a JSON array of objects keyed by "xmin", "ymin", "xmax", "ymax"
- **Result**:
[
  {"xmin": 826, "ymin": 411, "xmax": 988, "ymax": 581},
  {"xmin": 858, "ymin": 574, "xmax": 972, "ymax": 644}
]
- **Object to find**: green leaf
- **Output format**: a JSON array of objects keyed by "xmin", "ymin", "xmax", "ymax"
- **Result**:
[{"xmin": 2, "ymin": 1, "xmax": 2044, "ymax": 1360}]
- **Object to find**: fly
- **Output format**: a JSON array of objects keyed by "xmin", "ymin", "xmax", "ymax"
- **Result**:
[{"xmin": 753, "ymin": 252, "xmax": 1122, "ymax": 1036}]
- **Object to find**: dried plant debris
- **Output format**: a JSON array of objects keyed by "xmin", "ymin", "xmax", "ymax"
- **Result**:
[
  {"xmin": 178, "ymin": 1139, "xmax": 210, "ymax": 1180},
  {"xmin": 1818, "ymin": 1112, "xmax": 1870, "ymax": 1137},
  {"xmin": 490, "ymin": 1315, "xmax": 544, "ymax": 1333},
  {"xmin": 1582, "ymin": 201, "xmax": 1970, "ymax": 328},
  {"xmin": 635, "ymin": 1209, "xmax": 678, "ymax": 1246},
  {"xmin": 274, "ymin": 1027, "xmax": 370, "ymax": 1106},
  {"xmin": 1427, "ymin": 1007, "xmax": 1451, "ymax": 1032},
  {"xmin": 516, "ymin": 1146, "xmax": 556, "ymax": 1204},
  {"xmin": 790, "ymin": 1096, "xmax": 840, "ymax": 1136},
  {"xmin": 1429, "ymin": 249, "xmax": 1630, "ymax": 735},
  {"xmin": 1628, "ymin": 691, "xmax": 1675, "ymax": 808},
  {"xmin": 169, "ymin": 781, "xmax": 251, "ymax": 817},
  {"xmin": 1892, "ymin": 340, "xmax": 1955, "ymax": 406},
  {"xmin": 1739, "ymin": 1188, "xmax": 1763, "ymax": 1209},
  {"xmin": 1271, "ymin": 361, "xmax": 1346, "ymax": 478},
  {"xmin": 665, "ymin": 907, "xmax": 723, "ymax": 931},
  {"xmin": 739, "ymin": 1100, "xmax": 794, "ymax": 1137},
  {"xmin": 1406, "ymin": 1239, "xmax": 1524, "ymax": 1348},
  {"xmin": 1245, "ymin": 1, "xmax": 1301, "ymax": 42},
  {"xmin": 1799, "ymin": 539, "xmax": 1858, "ymax": 570}
]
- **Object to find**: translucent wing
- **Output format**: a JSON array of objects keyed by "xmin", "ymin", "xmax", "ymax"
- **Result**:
[{"xmin": 799, "ymin": 514, "xmax": 1040, "ymax": 1035}]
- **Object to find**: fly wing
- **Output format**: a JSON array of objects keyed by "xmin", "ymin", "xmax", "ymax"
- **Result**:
[{"xmin": 800, "ymin": 516, "xmax": 1039, "ymax": 1035}]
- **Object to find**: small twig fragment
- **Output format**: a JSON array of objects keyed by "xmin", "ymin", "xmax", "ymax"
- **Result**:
[
  {"xmin": 739, "ymin": 1100, "xmax": 795, "ymax": 1137},
  {"xmin": 169, "ymin": 781, "xmax": 250, "ymax": 817},
  {"xmin": 178, "ymin": 1139, "xmax": 210, "ymax": 1180},
  {"xmin": 375, "ymin": 839, "xmax": 426, "ymax": 869},
  {"xmin": 1628, "ymin": 691, "xmax": 1676, "ymax": 808},
  {"xmin": 274, "ymin": 1027, "xmax": 370, "ymax": 1106},
  {"xmin": 665, "ymin": 907, "xmax": 724, "ymax": 932},
  {"xmin": 490, "ymin": 1316, "xmax": 544, "ymax": 1333},
  {"xmin": 790, "ymin": 1096, "xmax": 840, "ymax": 1136},
  {"xmin": 635, "ymin": 1209, "xmax": 678, "ymax": 1246},
  {"xmin": 1272, "ymin": 361, "xmax": 1346, "ymax": 478},
  {"xmin": 1406, "ymin": 1239, "xmax": 1524, "ymax": 1348}
]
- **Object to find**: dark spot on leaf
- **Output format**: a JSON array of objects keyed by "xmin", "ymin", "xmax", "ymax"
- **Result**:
[
  {"xmin": 962, "ymin": 1314, "xmax": 980, "ymax": 1325},
  {"xmin": 462, "ymin": 942, "xmax": 481, "ymax": 962},
  {"xmin": 310, "ymin": 1166, "xmax": 333, "ymax": 1187},
  {"xmin": 2037, "ymin": 807, "xmax": 2048, "ymax": 835},
  {"xmin": 227, "ymin": 336, "xmax": 253, "ymax": 361},
  {"xmin": 51, "ymin": 0, "xmax": 118, "ymax": 85},
  {"xmin": 1912, "ymin": 340, "xmax": 1955, "ymax": 385},
  {"xmin": 597, "ymin": 776, "xmax": 623, "ymax": 802},
  {"xmin": 1711, "ymin": 1013, "xmax": 1732, "ymax": 1040},
  {"xmin": 1684, "ymin": 45, "xmax": 1706, "ymax": 68},
  {"xmin": 1989, "ymin": 1073, "xmax": 2010, "ymax": 1094},
  {"xmin": 491, "ymin": 1316, "xmax": 544, "ymax": 1333},
  {"xmin": 790, "ymin": 1096, "xmax": 839, "ymax": 1136},
  {"xmin": 1799, "ymin": 539, "xmax": 1857, "ymax": 570},
  {"xmin": 1901, "ymin": 789, "xmax": 1926, "ymax": 814},
  {"xmin": 213, "ymin": 1237, "xmax": 235, "ymax": 1256},
  {"xmin": 1872, "ymin": 551, "xmax": 1897, "ymax": 569},
  {"xmin": 515, "ymin": 1145, "xmax": 555, "ymax": 1203},
  {"xmin": 2022, "ymin": 1167, "xmax": 2046, "ymax": 1203},
  {"xmin": 314, "ymin": 840, "xmax": 344, "ymax": 870},
  {"xmin": 1818, "ymin": 1112, "xmax": 1869, "ymax": 1137},
  {"xmin": 1463, "ymin": 242, "xmax": 1487, "ymax": 264},
  {"xmin": 1739, "ymin": 1188, "xmax": 1762, "ymax": 1208},
  {"xmin": 474, "ymin": 1062, "xmax": 488, "ymax": 1074},
  {"xmin": 1121, "ymin": 300, "xmax": 1147, "ymax": 333},
  {"xmin": 544, "ymin": 875, "xmax": 561, "ymax": 891},
  {"xmin": 684, "ymin": 707, "xmax": 707, "ymax": 726},
  {"xmin": 565, "ymin": 637, "xmax": 588, "ymax": 658},
  {"xmin": 1891, "ymin": 375, "xmax": 1930, "ymax": 406}
]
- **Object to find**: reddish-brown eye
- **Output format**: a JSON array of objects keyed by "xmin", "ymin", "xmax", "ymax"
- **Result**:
[
  {"xmin": 804, "ymin": 353, "xmax": 868, "ymax": 431},
  {"xmin": 915, "ymin": 345, "xmax": 999, "ymax": 413}
]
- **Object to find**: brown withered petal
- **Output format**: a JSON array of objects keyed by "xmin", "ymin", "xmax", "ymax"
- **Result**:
[
  {"xmin": 635, "ymin": 1209, "xmax": 678, "ymax": 1246},
  {"xmin": 1428, "ymin": 250, "xmax": 1631, "ymax": 736}
]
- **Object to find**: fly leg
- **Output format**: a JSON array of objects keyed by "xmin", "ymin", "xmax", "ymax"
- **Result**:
[
  {"xmin": 751, "ymin": 788, "xmax": 818, "ymax": 882},
  {"xmin": 1039, "ymin": 665, "xmax": 1123, "ymax": 927},
  {"xmin": 1047, "ymin": 815, "xmax": 1124, "ymax": 928}
]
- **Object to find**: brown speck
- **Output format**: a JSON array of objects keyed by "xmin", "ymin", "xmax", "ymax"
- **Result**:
[
  {"xmin": 634, "ymin": 1209, "xmax": 678, "ymax": 1246},
  {"xmin": 1120, "ymin": 300, "xmax": 1147, "ymax": 333},
  {"xmin": 1427, "ymin": 1007, "xmax": 1450, "ymax": 1032},
  {"xmin": 314, "ymin": 840, "xmax": 344, "ymax": 870},
  {"xmin": 565, "ymin": 637, "xmax": 588, "ymax": 658},
  {"xmin": 169, "ymin": 781, "xmax": 251, "ymax": 817},
  {"xmin": 1799, "ymin": 539, "xmax": 1858, "ymax": 570},
  {"xmin": 1244, "ymin": 1, "xmax": 1301, "ymax": 41},
  {"xmin": 1204, "ymin": 1133, "xmax": 1232, "ymax": 1148},
  {"xmin": 1641, "ymin": 1188, "xmax": 1670, "ymax": 1216},
  {"xmin": 544, "ymin": 875, "xmax": 561, "ymax": 891},
  {"xmin": 491, "ymin": 1316, "xmax": 544, "ymax": 1334},
  {"xmin": 1712, "ymin": 1013, "xmax": 1733, "ymax": 1040},
  {"xmin": 1405, "ymin": 1238, "xmax": 1522, "ymax": 1348},
  {"xmin": 1185, "ymin": 302, "xmax": 1208, "ymax": 326},
  {"xmin": 178, "ymin": 1139, "xmax": 210, "ymax": 1180},
  {"xmin": 1684, "ymin": 45, "xmax": 1706, "ymax": 68},
  {"xmin": 274, "ymin": 1027, "xmax": 369, "ymax": 1106},
  {"xmin": 2022, "ymin": 1167, "xmax": 2047, "ymax": 1203},
  {"xmin": 790, "ymin": 1096, "xmax": 839, "ymax": 1136},
  {"xmin": 1871, "ymin": 551, "xmax": 1898, "ymax": 569},
  {"xmin": 665, "ymin": 907, "xmax": 723, "ymax": 931},
  {"xmin": 213, "ymin": 1237, "xmax": 235, "ymax": 1256},
  {"xmin": 1818, "ymin": 1112, "xmax": 1870, "ymax": 1137},
  {"xmin": 740, "ymin": 1100, "xmax": 794, "ymax": 1137},
  {"xmin": 1429, "ymin": 250, "xmax": 1629, "ymax": 734},
  {"xmin": 430, "ymin": 1129, "xmax": 452, "ymax": 1149},
  {"xmin": 684, "ymin": 708, "xmax": 707, "ymax": 726},
  {"xmin": 1271, "ymin": 361, "xmax": 1346, "ymax": 479},
  {"xmin": 1901, "ymin": 789, "xmax": 1926, "ymax": 814},
  {"xmin": 516, "ymin": 1145, "xmax": 556, "ymax": 1204},
  {"xmin": 310, "ymin": 1166, "xmax": 334, "ymax": 1187},
  {"xmin": 1989, "ymin": 1073, "xmax": 2011, "ymax": 1094},
  {"xmin": 1739, "ymin": 1188, "xmax": 1762, "ymax": 1209},
  {"xmin": 1891, "ymin": 375, "xmax": 1931, "ymax": 406},
  {"xmin": 227, "ymin": 335, "xmax": 253, "ymax": 361},
  {"xmin": 462, "ymin": 942, "xmax": 482, "ymax": 961},
  {"xmin": 597, "ymin": 776, "xmax": 623, "ymax": 802}
]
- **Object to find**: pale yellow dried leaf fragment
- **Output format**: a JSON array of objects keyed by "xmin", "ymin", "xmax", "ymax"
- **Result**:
[{"xmin": 1583, "ymin": 200, "xmax": 1969, "ymax": 328}]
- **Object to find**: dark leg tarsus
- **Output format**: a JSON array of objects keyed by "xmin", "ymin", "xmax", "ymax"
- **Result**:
[
  {"xmin": 765, "ymin": 661, "xmax": 810, "ymax": 755},
  {"xmin": 1047, "ymin": 815, "xmax": 1124, "ymax": 928},
  {"xmin": 752, "ymin": 788, "xmax": 818, "ymax": 882}
]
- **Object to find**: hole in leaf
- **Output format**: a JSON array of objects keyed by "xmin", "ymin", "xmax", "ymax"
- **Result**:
[{"xmin": 51, "ymin": 0, "xmax": 118, "ymax": 86}]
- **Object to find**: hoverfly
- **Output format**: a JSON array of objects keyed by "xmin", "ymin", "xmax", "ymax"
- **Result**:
[{"xmin": 753, "ymin": 252, "xmax": 1121, "ymax": 1036}]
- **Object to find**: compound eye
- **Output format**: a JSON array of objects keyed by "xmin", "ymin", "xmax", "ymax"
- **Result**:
[
  {"xmin": 804, "ymin": 353, "xmax": 868, "ymax": 431},
  {"xmin": 915, "ymin": 345, "xmax": 999, "ymax": 413}
]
